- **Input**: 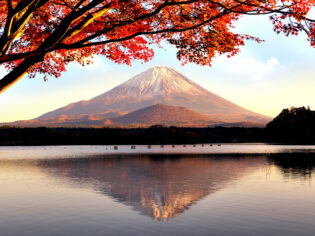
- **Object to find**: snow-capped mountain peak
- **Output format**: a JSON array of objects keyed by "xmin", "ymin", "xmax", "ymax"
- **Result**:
[
  {"xmin": 116, "ymin": 66, "xmax": 204, "ymax": 97},
  {"xmin": 37, "ymin": 66, "xmax": 271, "ymax": 124}
]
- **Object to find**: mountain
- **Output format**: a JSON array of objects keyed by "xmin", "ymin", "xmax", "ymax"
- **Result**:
[
  {"xmin": 111, "ymin": 104, "xmax": 219, "ymax": 127},
  {"xmin": 33, "ymin": 155, "xmax": 264, "ymax": 221},
  {"xmin": 4, "ymin": 111, "xmax": 122, "ymax": 127},
  {"xmin": 5, "ymin": 104, "xmax": 218, "ymax": 127},
  {"xmin": 3, "ymin": 66, "xmax": 271, "ymax": 127},
  {"xmin": 38, "ymin": 66, "xmax": 270, "ymax": 123}
]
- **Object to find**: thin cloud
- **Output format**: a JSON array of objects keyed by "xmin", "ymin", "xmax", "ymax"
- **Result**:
[
  {"xmin": 74, "ymin": 56, "xmax": 110, "ymax": 72},
  {"xmin": 228, "ymin": 57, "xmax": 280, "ymax": 80}
]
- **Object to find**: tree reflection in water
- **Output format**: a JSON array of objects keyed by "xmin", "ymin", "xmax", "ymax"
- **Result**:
[{"xmin": 268, "ymin": 153, "xmax": 315, "ymax": 180}]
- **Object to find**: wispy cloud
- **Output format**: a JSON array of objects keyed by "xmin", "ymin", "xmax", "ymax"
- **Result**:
[
  {"xmin": 228, "ymin": 57, "xmax": 280, "ymax": 81},
  {"xmin": 74, "ymin": 56, "xmax": 109, "ymax": 72}
]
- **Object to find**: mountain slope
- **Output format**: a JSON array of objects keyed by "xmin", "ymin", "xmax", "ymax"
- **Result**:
[
  {"xmin": 5, "ymin": 104, "xmax": 219, "ymax": 127},
  {"xmin": 4, "ymin": 112, "xmax": 116, "ymax": 127},
  {"xmin": 111, "ymin": 104, "xmax": 217, "ymax": 126},
  {"xmin": 38, "ymin": 66, "xmax": 271, "ymax": 123}
]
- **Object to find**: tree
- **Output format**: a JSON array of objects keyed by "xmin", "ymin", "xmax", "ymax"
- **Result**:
[
  {"xmin": 266, "ymin": 106, "xmax": 315, "ymax": 143},
  {"xmin": 0, "ymin": 0, "xmax": 314, "ymax": 93}
]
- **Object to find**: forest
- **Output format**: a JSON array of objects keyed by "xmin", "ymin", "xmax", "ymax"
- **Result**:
[{"xmin": 1, "ymin": 106, "xmax": 314, "ymax": 145}]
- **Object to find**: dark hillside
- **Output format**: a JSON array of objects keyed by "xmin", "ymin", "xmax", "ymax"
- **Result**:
[
  {"xmin": 0, "ymin": 126, "xmax": 265, "ymax": 145},
  {"xmin": 266, "ymin": 106, "xmax": 315, "ymax": 143}
]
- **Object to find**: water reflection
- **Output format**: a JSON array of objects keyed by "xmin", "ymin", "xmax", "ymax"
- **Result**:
[
  {"xmin": 2, "ymin": 152, "xmax": 315, "ymax": 236},
  {"xmin": 34, "ymin": 155, "xmax": 264, "ymax": 221},
  {"xmin": 268, "ymin": 153, "xmax": 315, "ymax": 180}
]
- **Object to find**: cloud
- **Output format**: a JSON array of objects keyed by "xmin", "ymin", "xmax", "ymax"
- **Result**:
[
  {"xmin": 74, "ymin": 56, "xmax": 109, "ymax": 72},
  {"xmin": 227, "ymin": 57, "xmax": 280, "ymax": 81},
  {"xmin": 86, "ymin": 56, "xmax": 109, "ymax": 71}
]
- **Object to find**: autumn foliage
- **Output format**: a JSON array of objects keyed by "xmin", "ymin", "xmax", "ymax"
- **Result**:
[{"xmin": 0, "ymin": 0, "xmax": 314, "ymax": 93}]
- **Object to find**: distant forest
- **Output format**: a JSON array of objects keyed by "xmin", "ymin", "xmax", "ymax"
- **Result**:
[
  {"xmin": 266, "ymin": 106, "xmax": 315, "ymax": 143},
  {"xmin": 1, "ymin": 106, "xmax": 314, "ymax": 145}
]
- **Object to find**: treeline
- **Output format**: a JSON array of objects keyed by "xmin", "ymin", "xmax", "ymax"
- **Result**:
[
  {"xmin": 265, "ymin": 106, "xmax": 315, "ymax": 143},
  {"xmin": 1, "ymin": 106, "xmax": 315, "ymax": 145},
  {"xmin": 0, "ymin": 126, "xmax": 265, "ymax": 146}
]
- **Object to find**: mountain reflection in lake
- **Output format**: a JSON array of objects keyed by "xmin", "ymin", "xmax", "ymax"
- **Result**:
[
  {"xmin": 1, "ymin": 150, "xmax": 315, "ymax": 236},
  {"xmin": 36, "ymin": 155, "xmax": 263, "ymax": 222}
]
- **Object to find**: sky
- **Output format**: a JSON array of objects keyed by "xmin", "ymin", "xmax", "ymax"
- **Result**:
[{"xmin": 0, "ymin": 13, "xmax": 314, "ymax": 122}]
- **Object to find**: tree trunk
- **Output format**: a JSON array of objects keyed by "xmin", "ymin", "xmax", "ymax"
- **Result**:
[{"xmin": 0, "ymin": 55, "xmax": 43, "ymax": 94}]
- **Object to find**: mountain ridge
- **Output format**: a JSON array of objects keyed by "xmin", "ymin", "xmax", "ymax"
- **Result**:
[
  {"xmin": 2, "ymin": 103, "xmax": 268, "ymax": 127},
  {"xmin": 111, "ymin": 104, "xmax": 218, "ymax": 127},
  {"xmin": 3, "ymin": 66, "xmax": 272, "ymax": 127},
  {"xmin": 38, "ymin": 66, "xmax": 271, "ymax": 124}
]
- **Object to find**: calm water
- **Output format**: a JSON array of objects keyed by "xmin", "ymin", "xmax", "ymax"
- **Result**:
[{"xmin": 1, "ymin": 145, "xmax": 315, "ymax": 235}]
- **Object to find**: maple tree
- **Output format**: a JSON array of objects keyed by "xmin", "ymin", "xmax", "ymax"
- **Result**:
[{"xmin": 0, "ymin": 0, "xmax": 314, "ymax": 93}]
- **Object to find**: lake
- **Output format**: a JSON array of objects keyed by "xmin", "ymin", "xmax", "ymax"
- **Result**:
[{"xmin": 1, "ymin": 144, "xmax": 315, "ymax": 236}]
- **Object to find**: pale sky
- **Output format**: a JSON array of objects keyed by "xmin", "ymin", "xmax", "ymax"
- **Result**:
[{"xmin": 0, "ymin": 14, "xmax": 314, "ymax": 122}]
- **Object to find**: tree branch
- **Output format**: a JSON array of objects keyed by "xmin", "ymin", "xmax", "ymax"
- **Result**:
[
  {"xmin": 7, "ymin": 0, "xmax": 12, "ymax": 13},
  {"xmin": 64, "ymin": 2, "xmax": 113, "ymax": 39},
  {"xmin": 0, "ymin": 0, "xmax": 313, "ymax": 65},
  {"xmin": 0, "ymin": 54, "xmax": 44, "ymax": 94},
  {"xmin": 72, "ymin": 0, "xmax": 199, "ymax": 46},
  {"xmin": 62, "ymin": 10, "xmax": 228, "ymax": 50},
  {"xmin": 0, "ymin": 0, "xmax": 49, "ymax": 56}
]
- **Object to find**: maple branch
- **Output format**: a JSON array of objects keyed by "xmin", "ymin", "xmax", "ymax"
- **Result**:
[
  {"xmin": 7, "ymin": 0, "xmax": 12, "ymax": 13},
  {"xmin": 62, "ymin": 10, "xmax": 228, "ymax": 50},
  {"xmin": 209, "ymin": 0, "xmax": 284, "ymax": 15},
  {"xmin": 0, "ymin": 0, "xmax": 199, "ymax": 63},
  {"xmin": 0, "ymin": 0, "xmax": 313, "ymax": 94},
  {"xmin": 0, "ymin": 8, "xmax": 223, "ymax": 64},
  {"xmin": 0, "ymin": 0, "xmax": 48, "ymax": 56},
  {"xmin": 74, "ymin": 0, "xmax": 89, "ymax": 10},
  {"xmin": 0, "ymin": 54, "xmax": 45, "ymax": 93},
  {"xmin": 1, "ymin": 0, "xmax": 313, "ymax": 64},
  {"xmin": 51, "ymin": 0, "xmax": 74, "ymax": 9},
  {"xmin": 73, "ymin": 0, "xmax": 199, "ymax": 46},
  {"xmin": 0, "ymin": 51, "xmax": 40, "ymax": 63},
  {"xmin": 36, "ymin": 0, "xmax": 110, "ymax": 51},
  {"xmin": 63, "ymin": 2, "xmax": 113, "ymax": 39},
  {"xmin": 230, "ymin": 0, "xmax": 315, "ymax": 22}
]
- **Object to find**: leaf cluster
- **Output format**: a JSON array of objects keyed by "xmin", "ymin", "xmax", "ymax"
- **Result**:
[{"xmin": 0, "ymin": 0, "xmax": 314, "ymax": 91}]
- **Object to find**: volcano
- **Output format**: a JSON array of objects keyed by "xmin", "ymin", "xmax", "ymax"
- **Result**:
[{"xmin": 5, "ymin": 66, "xmax": 271, "ymax": 127}]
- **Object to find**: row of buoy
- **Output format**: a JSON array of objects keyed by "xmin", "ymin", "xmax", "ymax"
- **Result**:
[{"xmin": 110, "ymin": 144, "xmax": 222, "ymax": 150}]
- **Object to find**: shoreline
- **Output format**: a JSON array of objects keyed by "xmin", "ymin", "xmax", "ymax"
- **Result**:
[{"xmin": 1, "ymin": 144, "xmax": 315, "ymax": 160}]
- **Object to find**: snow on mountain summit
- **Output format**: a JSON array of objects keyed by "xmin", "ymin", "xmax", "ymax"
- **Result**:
[
  {"xmin": 111, "ymin": 66, "xmax": 206, "ymax": 97},
  {"xmin": 38, "ymin": 66, "xmax": 271, "ymax": 124}
]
